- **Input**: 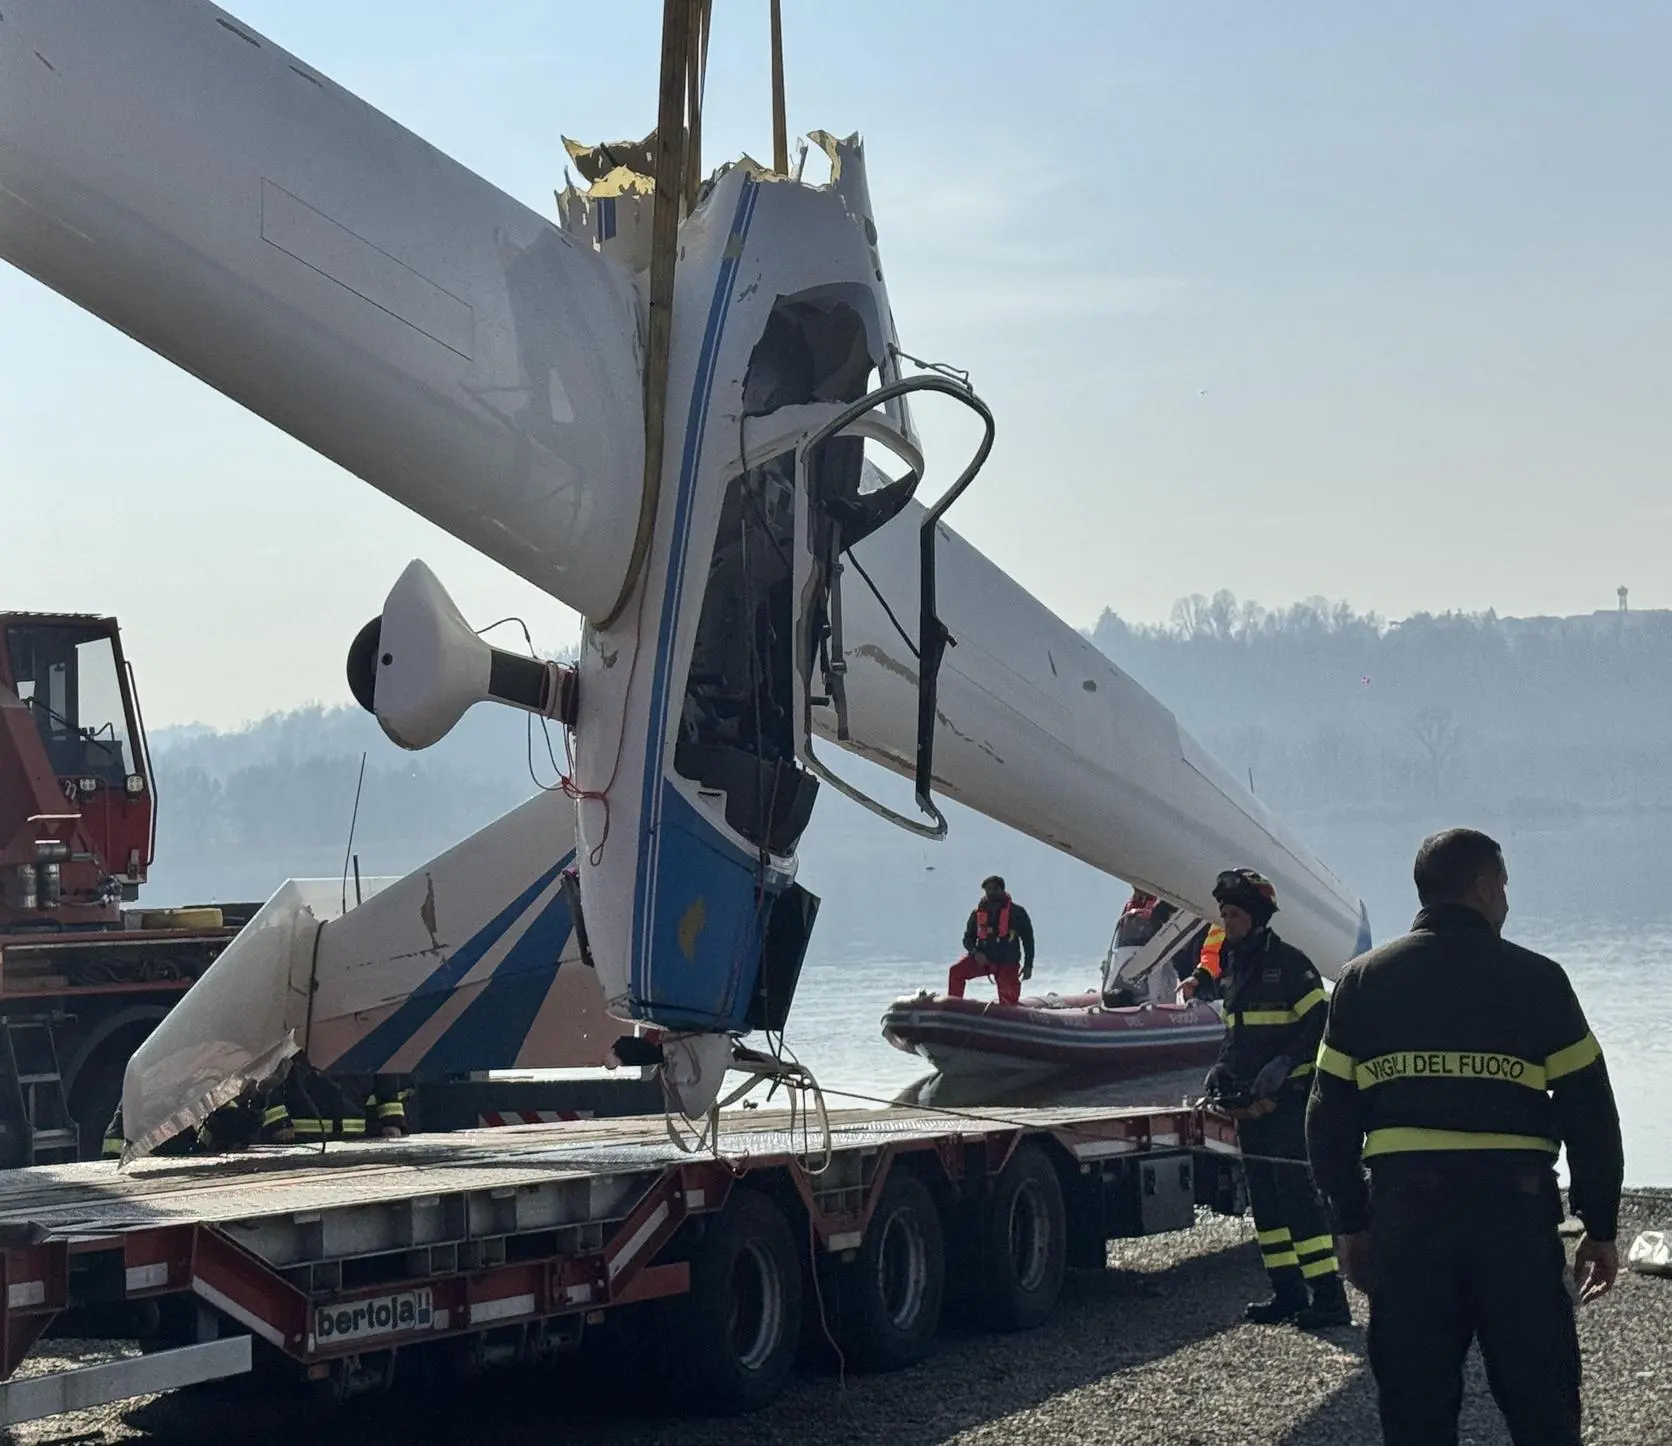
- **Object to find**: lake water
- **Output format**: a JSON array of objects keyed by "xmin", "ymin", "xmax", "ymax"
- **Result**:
[
  {"xmin": 153, "ymin": 808, "xmax": 1672, "ymax": 1187},
  {"xmin": 782, "ymin": 812, "xmax": 1672, "ymax": 1187}
]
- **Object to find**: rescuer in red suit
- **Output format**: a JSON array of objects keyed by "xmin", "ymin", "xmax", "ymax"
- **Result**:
[{"xmin": 946, "ymin": 875, "xmax": 1036, "ymax": 1005}]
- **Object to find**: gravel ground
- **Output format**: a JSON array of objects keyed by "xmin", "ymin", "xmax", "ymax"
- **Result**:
[{"xmin": 9, "ymin": 1190, "xmax": 1669, "ymax": 1446}]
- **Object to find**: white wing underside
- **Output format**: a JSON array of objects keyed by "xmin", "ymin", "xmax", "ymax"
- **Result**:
[{"xmin": 0, "ymin": 0, "xmax": 645, "ymax": 620}]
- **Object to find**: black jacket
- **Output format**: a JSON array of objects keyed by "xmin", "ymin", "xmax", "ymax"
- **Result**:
[
  {"xmin": 962, "ymin": 896, "xmax": 1035, "ymax": 969},
  {"xmin": 1305, "ymin": 904, "xmax": 1624, "ymax": 1240},
  {"xmin": 1211, "ymin": 928, "xmax": 1327, "ymax": 1091}
]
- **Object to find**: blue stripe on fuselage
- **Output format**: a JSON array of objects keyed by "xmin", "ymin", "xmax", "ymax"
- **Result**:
[
  {"xmin": 407, "ymin": 885, "xmax": 575, "ymax": 1076},
  {"xmin": 631, "ymin": 178, "xmax": 762, "ymax": 1005},
  {"xmin": 332, "ymin": 851, "xmax": 575, "ymax": 1074}
]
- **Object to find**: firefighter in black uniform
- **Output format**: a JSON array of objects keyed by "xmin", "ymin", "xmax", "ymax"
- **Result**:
[
  {"xmin": 356, "ymin": 1074, "xmax": 412, "ymax": 1138},
  {"xmin": 103, "ymin": 1067, "xmax": 408, "ymax": 1158},
  {"xmin": 102, "ymin": 1105, "xmax": 200, "ymax": 1159},
  {"xmin": 255, "ymin": 1057, "xmax": 369, "ymax": 1143},
  {"xmin": 1306, "ymin": 828, "xmax": 1624, "ymax": 1446},
  {"xmin": 103, "ymin": 1087, "xmax": 265, "ymax": 1159},
  {"xmin": 1203, "ymin": 867, "xmax": 1350, "ymax": 1328},
  {"xmin": 252, "ymin": 1059, "xmax": 411, "ymax": 1142}
]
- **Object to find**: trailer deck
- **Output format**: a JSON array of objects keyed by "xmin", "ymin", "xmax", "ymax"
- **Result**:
[{"xmin": 0, "ymin": 1103, "xmax": 1243, "ymax": 1424}]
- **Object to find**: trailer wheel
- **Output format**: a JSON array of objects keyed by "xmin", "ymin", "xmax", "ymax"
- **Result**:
[
  {"xmin": 670, "ymin": 1188, "xmax": 802, "ymax": 1414},
  {"xmin": 980, "ymin": 1141, "xmax": 1066, "ymax": 1331},
  {"xmin": 837, "ymin": 1167, "xmax": 945, "ymax": 1371}
]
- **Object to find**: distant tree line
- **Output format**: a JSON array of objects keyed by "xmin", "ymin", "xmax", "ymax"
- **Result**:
[
  {"xmin": 142, "ymin": 598, "xmax": 1671, "ymax": 905},
  {"xmin": 151, "ymin": 702, "xmax": 557, "ymax": 883},
  {"xmin": 1092, "ymin": 592, "xmax": 1672, "ymax": 822}
]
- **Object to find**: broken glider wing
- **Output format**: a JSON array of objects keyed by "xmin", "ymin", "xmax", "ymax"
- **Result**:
[
  {"xmin": 122, "ymin": 790, "xmax": 626, "ymax": 1158},
  {"xmin": 0, "ymin": 0, "xmax": 644, "ymax": 620},
  {"xmin": 821, "ymin": 499, "xmax": 1372, "ymax": 976}
]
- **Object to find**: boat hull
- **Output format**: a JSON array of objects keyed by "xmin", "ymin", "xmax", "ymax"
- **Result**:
[{"xmin": 881, "ymin": 992, "xmax": 1225, "ymax": 1079}]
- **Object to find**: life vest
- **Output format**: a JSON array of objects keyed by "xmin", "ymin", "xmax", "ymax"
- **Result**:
[
  {"xmin": 976, "ymin": 897, "xmax": 1014, "ymax": 942},
  {"xmin": 1197, "ymin": 924, "xmax": 1227, "ymax": 981}
]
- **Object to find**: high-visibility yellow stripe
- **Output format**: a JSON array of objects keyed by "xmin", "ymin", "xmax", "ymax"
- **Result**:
[
  {"xmin": 292, "ymin": 1117, "xmax": 369, "ymax": 1136},
  {"xmin": 1238, "ymin": 1009, "xmax": 1298, "ymax": 1027},
  {"xmin": 1317, "ymin": 1045, "xmax": 1357, "ymax": 1081},
  {"xmin": 1355, "ymin": 1051, "xmax": 1546, "ymax": 1090},
  {"xmin": 1546, "ymin": 1033, "xmax": 1601, "ymax": 1082},
  {"xmin": 1363, "ymin": 1127, "xmax": 1558, "ymax": 1159},
  {"xmin": 262, "ymin": 1105, "xmax": 290, "ymax": 1127},
  {"xmin": 1301, "ymin": 1255, "xmax": 1340, "ymax": 1279},
  {"xmin": 1256, "ymin": 1226, "xmax": 1293, "ymax": 1246},
  {"xmin": 1261, "ymin": 1250, "xmax": 1300, "ymax": 1269},
  {"xmin": 102, "ymin": 1138, "xmax": 123, "ymax": 1158},
  {"xmin": 1292, "ymin": 988, "xmax": 1327, "ymax": 1018},
  {"xmin": 1289, "ymin": 1060, "xmax": 1315, "ymax": 1079},
  {"xmin": 375, "ymin": 1101, "xmax": 406, "ymax": 1118},
  {"xmin": 1293, "ymin": 1234, "xmax": 1334, "ymax": 1257}
]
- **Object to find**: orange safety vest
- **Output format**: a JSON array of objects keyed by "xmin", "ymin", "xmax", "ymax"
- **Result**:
[
  {"xmin": 1197, "ymin": 924, "xmax": 1226, "ymax": 981},
  {"xmin": 976, "ymin": 898, "xmax": 1014, "ymax": 941}
]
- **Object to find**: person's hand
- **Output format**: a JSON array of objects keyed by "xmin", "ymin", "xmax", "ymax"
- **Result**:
[
  {"xmin": 1251, "ymin": 1055, "xmax": 1292, "ymax": 1098},
  {"xmin": 380, "ymin": 1125, "xmax": 405, "ymax": 1140},
  {"xmin": 1337, "ymin": 1231, "xmax": 1373, "ymax": 1294},
  {"xmin": 1021, "ymin": 961, "xmax": 1033, "ymax": 981},
  {"xmin": 1573, "ymin": 1236, "xmax": 1619, "ymax": 1304},
  {"xmin": 1203, "ymin": 1064, "xmax": 1234, "ymax": 1099},
  {"xmin": 1178, "ymin": 976, "xmax": 1198, "ymax": 1000}
]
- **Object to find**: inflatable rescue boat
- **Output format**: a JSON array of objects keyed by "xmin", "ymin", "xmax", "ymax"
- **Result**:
[
  {"xmin": 880, "ymin": 990, "xmax": 1225, "ymax": 1078},
  {"xmin": 882, "ymin": 889, "xmax": 1228, "ymax": 1079}
]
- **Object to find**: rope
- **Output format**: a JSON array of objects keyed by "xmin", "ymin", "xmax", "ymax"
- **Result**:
[
  {"xmin": 843, "ymin": 548, "xmax": 918, "ymax": 660},
  {"xmin": 806, "ymin": 1207, "xmax": 847, "ymax": 1389},
  {"xmin": 658, "ymin": 1049, "xmax": 835, "ymax": 1176}
]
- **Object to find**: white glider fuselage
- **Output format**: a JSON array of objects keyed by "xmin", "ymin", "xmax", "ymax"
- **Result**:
[
  {"xmin": 1, "ymin": 1, "xmax": 1370, "ymax": 1147},
  {"xmin": 571, "ymin": 150, "xmax": 922, "ymax": 1038}
]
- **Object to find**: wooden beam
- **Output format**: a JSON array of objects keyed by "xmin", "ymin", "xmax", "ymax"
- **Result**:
[{"xmin": 770, "ymin": 0, "xmax": 789, "ymax": 175}]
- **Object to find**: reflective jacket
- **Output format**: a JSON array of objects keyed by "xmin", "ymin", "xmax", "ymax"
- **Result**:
[
  {"xmin": 259, "ymin": 1060, "xmax": 367, "ymax": 1142},
  {"xmin": 1306, "ymin": 903, "xmax": 1624, "ymax": 1239},
  {"xmin": 1211, "ymin": 928, "xmax": 1327, "ymax": 1091},
  {"xmin": 259, "ymin": 1065, "xmax": 409, "ymax": 1141}
]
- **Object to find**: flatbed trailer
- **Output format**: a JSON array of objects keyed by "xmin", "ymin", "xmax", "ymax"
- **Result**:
[{"xmin": 0, "ymin": 1102, "xmax": 1245, "ymax": 1424}]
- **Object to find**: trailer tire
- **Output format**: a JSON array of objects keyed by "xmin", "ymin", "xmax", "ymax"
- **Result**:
[
  {"xmin": 670, "ymin": 1188, "xmax": 802, "ymax": 1414},
  {"xmin": 980, "ymin": 1142, "xmax": 1066, "ymax": 1331},
  {"xmin": 837, "ymin": 1166, "xmax": 945, "ymax": 1371}
]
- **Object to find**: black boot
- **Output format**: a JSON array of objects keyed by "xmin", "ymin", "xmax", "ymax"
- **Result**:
[
  {"xmin": 1244, "ymin": 1282, "xmax": 1308, "ymax": 1324},
  {"xmin": 1295, "ymin": 1273, "xmax": 1352, "ymax": 1329}
]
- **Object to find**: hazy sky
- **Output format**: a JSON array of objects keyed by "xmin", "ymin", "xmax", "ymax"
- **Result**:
[{"xmin": 6, "ymin": 1, "xmax": 1669, "ymax": 727}]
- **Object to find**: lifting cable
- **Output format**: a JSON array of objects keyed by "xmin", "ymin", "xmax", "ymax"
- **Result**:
[{"xmin": 599, "ymin": 0, "xmax": 711, "ymax": 629}]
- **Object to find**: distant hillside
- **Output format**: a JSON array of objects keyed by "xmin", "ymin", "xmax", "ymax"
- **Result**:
[
  {"xmin": 1092, "ymin": 595, "xmax": 1672, "ymax": 822},
  {"xmin": 144, "ymin": 696, "xmax": 1125, "ymax": 960},
  {"xmin": 138, "ymin": 595, "xmax": 1671, "ymax": 958}
]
